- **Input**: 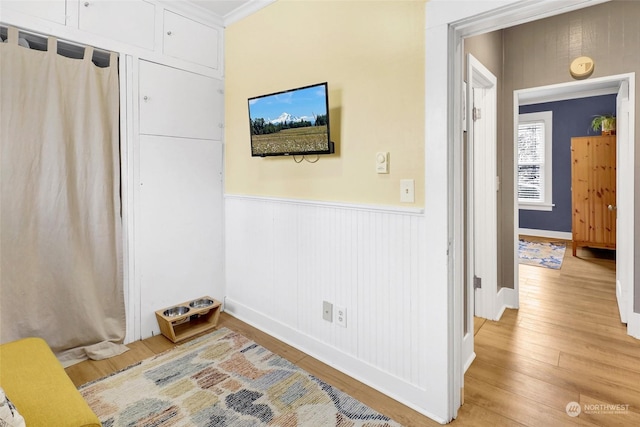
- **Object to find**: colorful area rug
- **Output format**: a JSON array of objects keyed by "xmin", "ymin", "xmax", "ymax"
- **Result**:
[
  {"xmin": 518, "ymin": 239, "xmax": 566, "ymax": 269},
  {"xmin": 79, "ymin": 328, "xmax": 402, "ymax": 426}
]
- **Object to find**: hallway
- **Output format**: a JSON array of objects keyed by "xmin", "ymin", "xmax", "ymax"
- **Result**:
[{"xmin": 459, "ymin": 240, "xmax": 639, "ymax": 426}]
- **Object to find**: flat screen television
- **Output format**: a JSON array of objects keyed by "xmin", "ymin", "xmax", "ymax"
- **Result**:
[{"xmin": 248, "ymin": 82, "xmax": 334, "ymax": 157}]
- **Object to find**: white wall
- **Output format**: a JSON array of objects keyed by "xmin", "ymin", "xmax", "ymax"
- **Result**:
[{"xmin": 224, "ymin": 195, "xmax": 447, "ymax": 420}]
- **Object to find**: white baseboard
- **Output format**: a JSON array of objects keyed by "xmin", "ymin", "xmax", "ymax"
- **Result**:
[
  {"xmin": 628, "ymin": 312, "xmax": 640, "ymax": 340},
  {"xmin": 519, "ymin": 228, "xmax": 571, "ymax": 241},
  {"xmin": 495, "ymin": 287, "xmax": 518, "ymax": 320},
  {"xmin": 223, "ymin": 298, "xmax": 447, "ymax": 424},
  {"xmin": 463, "ymin": 351, "xmax": 476, "ymax": 373}
]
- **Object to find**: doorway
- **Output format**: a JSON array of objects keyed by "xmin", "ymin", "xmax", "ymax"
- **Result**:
[
  {"xmin": 512, "ymin": 75, "xmax": 635, "ymax": 328},
  {"xmin": 426, "ymin": 0, "xmax": 640, "ymax": 420}
]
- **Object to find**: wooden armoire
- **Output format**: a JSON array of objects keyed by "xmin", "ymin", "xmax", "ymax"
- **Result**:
[{"xmin": 570, "ymin": 135, "xmax": 616, "ymax": 256}]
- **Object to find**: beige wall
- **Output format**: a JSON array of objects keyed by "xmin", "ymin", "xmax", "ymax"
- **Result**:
[
  {"xmin": 224, "ymin": 0, "xmax": 425, "ymax": 206},
  {"xmin": 500, "ymin": 0, "xmax": 640, "ymax": 300}
]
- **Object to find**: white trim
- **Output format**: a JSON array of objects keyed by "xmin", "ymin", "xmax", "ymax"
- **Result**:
[
  {"xmin": 629, "ymin": 312, "xmax": 640, "ymax": 339},
  {"xmin": 223, "ymin": 0, "xmax": 277, "ymax": 27},
  {"xmin": 517, "ymin": 110, "xmax": 553, "ymax": 208},
  {"xmin": 516, "ymin": 75, "xmax": 621, "ymax": 104},
  {"xmin": 495, "ymin": 287, "xmax": 518, "ymax": 320},
  {"xmin": 519, "ymin": 86, "xmax": 618, "ymax": 106},
  {"xmin": 463, "ymin": 351, "xmax": 476, "ymax": 373},
  {"xmin": 223, "ymin": 299, "xmax": 448, "ymax": 425},
  {"xmin": 519, "ymin": 203, "xmax": 553, "ymax": 211},
  {"xmin": 121, "ymin": 55, "xmax": 136, "ymax": 344},
  {"xmin": 224, "ymin": 193, "xmax": 425, "ymax": 215},
  {"xmin": 519, "ymin": 228, "xmax": 572, "ymax": 241}
]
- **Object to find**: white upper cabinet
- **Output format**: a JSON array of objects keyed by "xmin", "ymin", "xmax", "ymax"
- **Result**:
[
  {"xmin": 139, "ymin": 61, "xmax": 222, "ymax": 140},
  {"xmin": 163, "ymin": 10, "xmax": 220, "ymax": 70},
  {"xmin": 78, "ymin": 0, "xmax": 155, "ymax": 50},
  {"xmin": 1, "ymin": 1, "xmax": 66, "ymax": 25}
]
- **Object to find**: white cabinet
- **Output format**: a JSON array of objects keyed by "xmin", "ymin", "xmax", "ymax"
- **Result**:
[
  {"xmin": 78, "ymin": 0, "xmax": 155, "ymax": 50},
  {"xmin": 138, "ymin": 135, "xmax": 224, "ymax": 338},
  {"xmin": 163, "ymin": 10, "xmax": 220, "ymax": 70},
  {"xmin": 139, "ymin": 61, "xmax": 223, "ymax": 140},
  {"xmin": 1, "ymin": 1, "xmax": 66, "ymax": 24}
]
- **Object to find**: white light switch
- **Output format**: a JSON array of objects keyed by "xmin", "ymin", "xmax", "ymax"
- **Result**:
[
  {"xmin": 400, "ymin": 179, "xmax": 415, "ymax": 203},
  {"xmin": 376, "ymin": 152, "xmax": 389, "ymax": 174}
]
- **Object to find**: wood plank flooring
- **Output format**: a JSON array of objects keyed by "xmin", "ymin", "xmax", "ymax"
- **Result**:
[{"xmin": 66, "ymin": 237, "xmax": 639, "ymax": 426}]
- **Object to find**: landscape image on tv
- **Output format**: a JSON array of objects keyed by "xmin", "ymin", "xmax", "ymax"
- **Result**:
[{"xmin": 249, "ymin": 83, "xmax": 330, "ymax": 156}]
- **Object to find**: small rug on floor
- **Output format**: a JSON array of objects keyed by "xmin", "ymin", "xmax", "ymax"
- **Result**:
[
  {"xmin": 79, "ymin": 328, "xmax": 402, "ymax": 427},
  {"xmin": 518, "ymin": 239, "xmax": 566, "ymax": 269}
]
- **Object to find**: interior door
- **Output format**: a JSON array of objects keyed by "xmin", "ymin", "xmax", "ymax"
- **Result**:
[
  {"xmin": 462, "ymin": 54, "xmax": 498, "ymax": 373},
  {"xmin": 616, "ymin": 81, "xmax": 630, "ymax": 323},
  {"xmin": 466, "ymin": 54, "xmax": 498, "ymax": 324}
]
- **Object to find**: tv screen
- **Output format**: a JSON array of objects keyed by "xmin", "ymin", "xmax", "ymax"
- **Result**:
[{"xmin": 248, "ymin": 82, "xmax": 333, "ymax": 157}]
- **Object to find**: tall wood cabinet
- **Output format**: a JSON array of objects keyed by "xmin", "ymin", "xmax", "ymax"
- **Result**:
[{"xmin": 570, "ymin": 135, "xmax": 616, "ymax": 256}]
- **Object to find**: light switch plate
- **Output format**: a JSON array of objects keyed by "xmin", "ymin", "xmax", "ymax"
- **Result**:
[
  {"xmin": 400, "ymin": 179, "xmax": 415, "ymax": 203},
  {"xmin": 376, "ymin": 152, "xmax": 389, "ymax": 174}
]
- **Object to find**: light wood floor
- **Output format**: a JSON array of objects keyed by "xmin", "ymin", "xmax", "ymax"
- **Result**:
[{"xmin": 66, "ymin": 238, "xmax": 639, "ymax": 426}]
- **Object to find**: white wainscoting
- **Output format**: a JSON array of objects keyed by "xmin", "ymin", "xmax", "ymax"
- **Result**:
[{"xmin": 224, "ymin": 195, "xmax": 444, "ymax": 420}]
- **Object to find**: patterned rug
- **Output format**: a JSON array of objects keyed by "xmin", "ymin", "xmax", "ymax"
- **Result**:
[
  {"xmin": 518, "ymin": 239, "xmax": 566, "ymax": 269},
  {"xmin": 79, "ymin": 328, "xmax": 402, "ymax": 426}
]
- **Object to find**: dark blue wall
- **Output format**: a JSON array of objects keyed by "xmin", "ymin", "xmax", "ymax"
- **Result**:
[{"xmin": 519, "ymin": 94, "xmax": 616, "ymax": 232}]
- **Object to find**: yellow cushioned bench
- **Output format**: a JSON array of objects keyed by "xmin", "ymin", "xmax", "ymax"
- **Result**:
[{"xmin": 0, "ymin": 337, "xmax": 100, "ymax": 427}]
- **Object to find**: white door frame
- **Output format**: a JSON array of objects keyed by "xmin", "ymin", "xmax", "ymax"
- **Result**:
[
  {"xmin": 462, "ymin": 54, "xmax": 499, "ymax": 374},
  {"xmin": 512, "ymin": 73, "xmax": 637, "ymax": 338},
  {"xmin": 466, "ymin": 55, "xmax": 499, "ymax": 323},
  {"xmin": 426, "ymin": 0, "xmax": 614, "ymax": 420}
]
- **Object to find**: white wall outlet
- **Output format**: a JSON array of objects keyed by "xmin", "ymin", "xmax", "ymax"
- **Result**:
[
  {"xmin": 323, "ymin": 301, "xmax": 333, "ymax": 322},
  {"xmin": 336, "ymin": 306, "xmax": 347, "ymax": 327},
  {"xmin": 400, "ymin": 179, "xmax": 415, "ymax": 203},
  {"xmin": 376, "ymin": 152, "xmax": 389, "ymax": 174}
]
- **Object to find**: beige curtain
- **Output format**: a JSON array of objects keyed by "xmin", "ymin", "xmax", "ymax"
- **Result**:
[{"xmin": 0, "ymin": 28, "xmax": 128, "ymax": 366}]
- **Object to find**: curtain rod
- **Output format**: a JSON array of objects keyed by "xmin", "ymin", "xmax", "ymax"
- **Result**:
[{"xmin": 0, "ymin": 24, "xmax": 115, "ymax": 58}]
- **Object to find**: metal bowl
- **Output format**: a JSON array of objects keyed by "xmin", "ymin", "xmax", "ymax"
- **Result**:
[
  {"xmin": 163, "ymin": 306, "xmax": 190, "ymax": 317},
  {"xmin": 189, "ymin": 298, "xmax": 214, "ymax": 309}
]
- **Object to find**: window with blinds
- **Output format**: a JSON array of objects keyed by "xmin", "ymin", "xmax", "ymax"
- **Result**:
[
  {"xmin": 518, "ymin": 121, "xmax": 545, "ymax": 201},
  {"xmin": 518, "ymin": 111, "xmax": 553, "ymax": 210}
]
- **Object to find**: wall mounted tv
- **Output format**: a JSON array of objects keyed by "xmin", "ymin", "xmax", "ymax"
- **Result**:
[{"xmin": 248, "ymin": 82, "xmax": 334, "ymax": 157}]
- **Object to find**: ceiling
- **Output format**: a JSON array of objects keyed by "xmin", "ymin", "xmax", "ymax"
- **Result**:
[{"xmin": 185, "ymin": 0, "xmax": 253, "ymax": 18}]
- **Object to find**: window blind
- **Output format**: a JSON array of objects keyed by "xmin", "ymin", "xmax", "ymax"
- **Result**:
[{"xmin": 518, "ymin": 121, "xmax": 545, "ymax": 201}]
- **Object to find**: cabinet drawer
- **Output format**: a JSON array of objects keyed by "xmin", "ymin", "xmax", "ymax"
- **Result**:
[
  {"xmin": 163, "ymin": 10, "xmax": 220, "ymax": 70},
  {"xmin": 2, "ymin": 0, "xmax": 66, "ymax": 25},
  {"xmin": 79, "ymin": 0, "xmax": 155, "ymax": 50},
  {"xmin": 139, "ymin": 61, "xmax": 223, "ymax": 140}
]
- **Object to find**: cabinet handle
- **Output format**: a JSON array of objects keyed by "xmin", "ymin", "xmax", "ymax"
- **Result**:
[
  {"xmin": 143, "ymin": 96, "xmax": 149, "ymax": 102},
  {"xmin": 84, "ymin": 2, "xmax": 90, "ymax": 7},
  {"xmin": 167, "ymin": 31, "xmax": 172, "ymax": 36}
]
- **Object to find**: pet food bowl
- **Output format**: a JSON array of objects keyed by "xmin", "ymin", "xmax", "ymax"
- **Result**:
[
  {"xmin": 163, "ymin": 306, "xmax": 190, "ymax": 317},
  {"xmin": 189, "ymin": 298, "xmax": 214, "ymax": 309}
]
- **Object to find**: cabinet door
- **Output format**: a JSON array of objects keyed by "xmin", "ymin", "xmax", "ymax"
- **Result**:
[
  {"xmin": 163, "ymin": 10, "xmax": 220, "ymax": 70},
  {"xmin": 139, "ymin": 61, "xmax": 222, "ymax": 140},
  {"xmin": 1, "ymin": 0, "xmax": 66, "ymax": 24},
  {"xmin": 79, "ymin": 0, "xmax": 155, "ymax": 50},
  {"xmin": 138, "ymin": 135, "xmax": 223, "ymax": 338},
  {"xmin": 571, "ymin": 135, "xmax": 616, "ymax": 248}
]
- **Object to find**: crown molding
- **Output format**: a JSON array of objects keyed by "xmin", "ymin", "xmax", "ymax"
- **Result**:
[{"xmin": 224, "ymin": 0, "xmax": 276, "ymax": 27}]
